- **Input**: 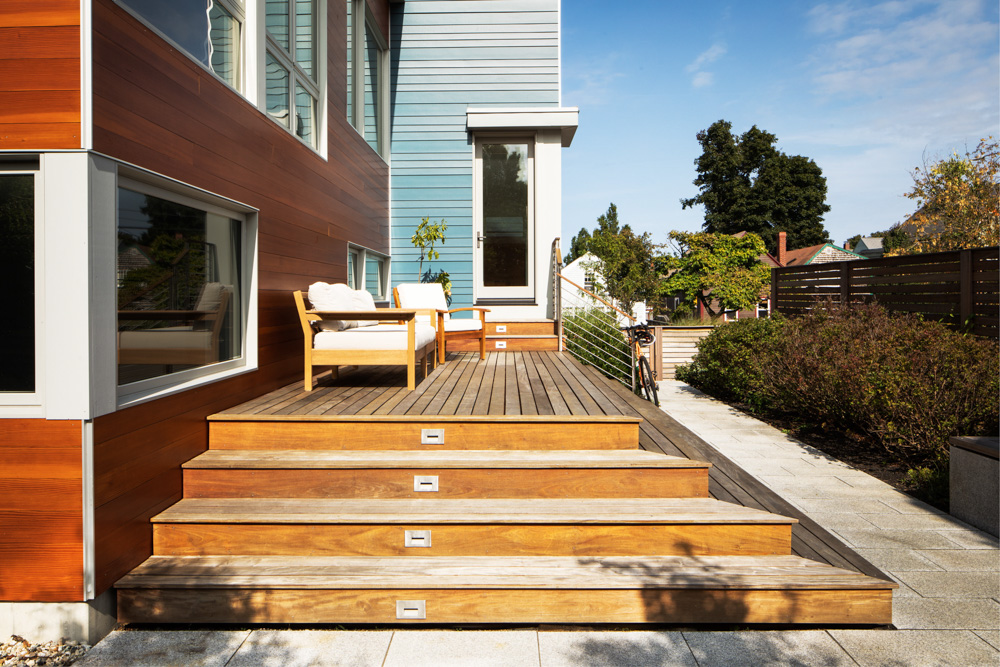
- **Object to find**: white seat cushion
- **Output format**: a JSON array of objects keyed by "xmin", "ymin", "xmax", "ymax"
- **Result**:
[
  {"xmin": 313, "ymin": 323, "xmax": 436, "ymax": 351},
  {"xmin": 395, "ymin": 283, "xmax": 449, "ymax": 323},
  {"xmin": 443, "ymin": 319, "xmax": 482, "ymax": 333}
]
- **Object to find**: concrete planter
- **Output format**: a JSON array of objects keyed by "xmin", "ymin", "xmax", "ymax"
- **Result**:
[{"xmin": 949, "ymin": 436, "xmax": 999, "ymax": 537}]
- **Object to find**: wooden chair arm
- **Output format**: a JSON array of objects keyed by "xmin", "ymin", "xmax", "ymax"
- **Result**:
[
  {"xmin": 446, "ymin": 307, "xmax": 491, "ymax": 315},
  {"xmin": 306, "ymin": 309, "xmax": 417, "ymax": 321}
]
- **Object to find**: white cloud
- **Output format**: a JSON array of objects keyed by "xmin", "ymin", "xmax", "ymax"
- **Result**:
[
  {"xmin": 563, "ymin": 54, "xmax": 626, "ymax": 106},
  {"xmin": 685, "ymin": 41, "xmax": 726, "ymax": 88},
  {"xmin": 691, "ymin": 72, "xmax": 714, "ymax": 88},
  {"xmin": 686, "ymin": 43, "xmax": 727, "ymax": 73}
]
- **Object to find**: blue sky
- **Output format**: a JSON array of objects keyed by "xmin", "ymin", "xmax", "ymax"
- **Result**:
[{"xmin": 560, "ymin": 0, "xmax": 1000, "ymax": 248}]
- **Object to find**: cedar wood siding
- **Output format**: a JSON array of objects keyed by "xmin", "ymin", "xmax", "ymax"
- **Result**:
[
  {"xmin": 0, "ymin": 420, "xmax": 83, "ymax": 601},
  {"xmin": 0, "ymin": 0, "xmax": 81, "ymax": 149},
  {"xmin": 90, "ymin": 0, "xmax": 391, "ymax": 594}
]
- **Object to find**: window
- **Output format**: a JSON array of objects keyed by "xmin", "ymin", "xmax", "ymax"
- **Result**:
[
  {"xmin": 117, "ymin": 0, "xmax": 244, "ymax": 90},
  {"xmin": 347, "ymin": 0, "xmax": 387, "ymax": 156},
  {"xmin": 0, "ymin": 172, "xmax": 36, "ymax": 392},
  {"xmin": 347, "ymin": 245, "xmax": 388, "ymax": 301},
  {"xmin": 265, "ymin": 0, "xmax": 320, "ymax": 147},
  {"xmin": 117, "ymin": 182, "xmax": 247, "ymax": 387}
]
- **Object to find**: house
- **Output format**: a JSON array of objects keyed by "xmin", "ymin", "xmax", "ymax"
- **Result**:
[
  {"xmin": 851, "ymin": 236, "xmax": 884, "ymax": 259},
  {"xmin": 561, "ymin": 252, "xmax": 647, "ymax": 324},
  {"xmin": 0, "ymin": 0, "xmax": 575, "ymax": 642},
  {"xmin": 777, "ymin": 231, "xmax": 865, "ymax": 266}
]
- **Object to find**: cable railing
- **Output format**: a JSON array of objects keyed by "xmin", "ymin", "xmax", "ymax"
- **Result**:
[{"xmin": 556, "ymin": 271, "xmax": 635, "ymax": 389}]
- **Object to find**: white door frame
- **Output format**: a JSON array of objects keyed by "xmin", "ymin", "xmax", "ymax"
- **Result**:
[{"xmin": 472, "ymin": 135, "xmax": 535, "ymax": 301}]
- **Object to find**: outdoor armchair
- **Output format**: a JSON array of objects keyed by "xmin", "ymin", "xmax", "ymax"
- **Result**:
[{"xmin": 393, "ymin": 283, "xmax": 489, "ymax": 363}]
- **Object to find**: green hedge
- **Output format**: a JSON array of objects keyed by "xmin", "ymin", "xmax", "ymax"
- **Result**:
[{"xmin": 677, "ymin": 303, "xmax": 999, "ymax": 465}]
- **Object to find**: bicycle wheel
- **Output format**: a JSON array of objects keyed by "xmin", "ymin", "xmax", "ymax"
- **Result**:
[{"xmin": 638, "ymin": 356, "xmax": 659, "ymax": 407}]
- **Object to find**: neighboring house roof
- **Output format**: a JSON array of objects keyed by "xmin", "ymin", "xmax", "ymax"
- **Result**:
[
  {"xmin": 853, "ymin": 237, "xmax": 883, "ymax": 259},
  {"xmin": 782, "ymin": 243, "xmax": 865, "ymax": 266},
  {"xmin": 730, "ymin": 231, "xmax": 781, "ymax": 267}
]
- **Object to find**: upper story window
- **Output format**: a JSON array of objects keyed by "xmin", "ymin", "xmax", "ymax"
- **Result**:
[
  {"xmin": 117, "ymin": 0, "xmax": 244, "ymax": 90},
  {"xmin": 347, "ymin": 0, "xmax": 387, "ymax": 157},
  {"xmin": 348, "ymin": 244, "xmax": 389, "ymax": 302},
  {"xmin": 265, "ymin": 0, "xmax": 320, "ymax": 148}
]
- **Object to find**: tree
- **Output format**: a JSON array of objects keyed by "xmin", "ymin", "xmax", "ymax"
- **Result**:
[
  {"xmin": 681, "ymin": 119, "xmax": 831, "ymax": 253},
  {"xmin": 580, "ymin": 203, "xmax": 662, "ymax": 317},
  {"xmin": 661, "ymin": 231, "xmax": 771, "ymax": 318},
  {"xmin": 410, "ymin": 216, "xmax": 447, "ymax": 281},
  {"xmin": 563, "ymin": 227, "xmax": 591, "ymax": 264},
  {"xmin": 893, "ymin": 137, "xmax": 999, "ymax": 255},
  {"xmin": 847, "ymin": 225, "xmax": 913, "ymax": 254}
]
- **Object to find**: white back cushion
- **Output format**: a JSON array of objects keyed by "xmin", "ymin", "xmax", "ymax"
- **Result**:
[
  {"xmin": 395, "ymin": 283, "xmax": 449, "ymax": 322},
  {"xmin": 308, "ymin": 282, "xmax": 355, "ymax": 331}
]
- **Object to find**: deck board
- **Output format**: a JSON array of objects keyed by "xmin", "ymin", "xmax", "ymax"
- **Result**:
[{"xmin": 214, "ymin": 352, "xmax": 889, "ymax": 581}]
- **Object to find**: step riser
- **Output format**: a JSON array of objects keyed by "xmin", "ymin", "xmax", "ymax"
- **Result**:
[
  {"xmin": 183, "ymin": 468, "xmax": 710, "ymax": 499},
  {"xmin": 209, "ymin": 422, "xmax": 639, "ymax": 450},
  {"xmin": 449, "ymin": 338, "xmax": 558, "ymax": 352},
  {"xmin": 117, "ymin": 587, "xmax": 893, "ymax": 625},
  {"xmin": 487, "ymin": 323, "xmax": 557, "ymax": 336},
  {"xmin": 153, "ymin": 524, "xmax": 791, "ymax": 557}
]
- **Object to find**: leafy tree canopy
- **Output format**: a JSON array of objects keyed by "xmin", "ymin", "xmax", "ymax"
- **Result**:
[
  {"xmin": 574, "ymin": 203, "xmax": 662, "ymax": 317},
  {"xmin": 563, "ymin": 227, "xmax": 591, "ymax": 264},
  {"xmin": 661, "ymin": 231, "xmax": 771, "ymax": 317},
  {"xmin": 847, "ymin": 225, "xmax": 913, "ymax": 255},
  {"xmin": 681, "ymin": 119, "xmax": 831, "ymax": 254},
  {"xmin": 893, "ymin": 137, "xmax": 999, "ymax": 255}
]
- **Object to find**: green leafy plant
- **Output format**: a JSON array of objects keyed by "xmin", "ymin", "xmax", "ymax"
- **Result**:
[{"xmin": 411, "ymin": 217, "xmax": 447, "ymax": 282}]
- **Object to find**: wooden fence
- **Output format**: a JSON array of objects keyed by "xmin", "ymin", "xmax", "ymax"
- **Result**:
[{"xmin": 771, "ymin": 247, "xmax": 999, "ymax": 339}]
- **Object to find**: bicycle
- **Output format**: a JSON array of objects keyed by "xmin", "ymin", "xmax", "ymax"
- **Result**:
[{"xmin": 621, "ymin": 323, "xmax": 659, "ymax": 407}]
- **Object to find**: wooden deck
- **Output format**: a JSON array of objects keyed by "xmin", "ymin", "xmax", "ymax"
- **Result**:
[{"xmin": 217, "ymin": 351, "xmax": 888, "ymax": 581}]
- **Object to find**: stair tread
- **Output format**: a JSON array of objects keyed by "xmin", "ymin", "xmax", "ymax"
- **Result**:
[
  {"xmin": 486, "ymin": 334, "xmax": 557, "ymax": 338},
  {"xmin": 184, "ymin": 449, "xmax": 710, "ymax": 470},
  {"xmin": 153, "ymin": 497, "xmax": 796, "ymax": 524},
  {"xmin": 208, "ymin": 414, "xmax": 641, "ymax": 423},
  {"xmin": 117, "ymin": 555, "xmax": 894, "ymax": 590}
]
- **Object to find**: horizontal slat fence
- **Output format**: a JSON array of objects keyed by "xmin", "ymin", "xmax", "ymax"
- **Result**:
[{"xmin": 771, "ymin": 247, "xmax": 999, "ymax": 339}]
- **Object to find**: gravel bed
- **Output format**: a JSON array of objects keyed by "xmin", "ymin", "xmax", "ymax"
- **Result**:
[{"xmin": 1, "ymin": 636, "xmax": 90, "ymax": 667}]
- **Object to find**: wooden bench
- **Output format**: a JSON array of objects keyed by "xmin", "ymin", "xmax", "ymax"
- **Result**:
[{"xmin": 293, "ymin": 290, "xmax": 437, "ymax": 392}]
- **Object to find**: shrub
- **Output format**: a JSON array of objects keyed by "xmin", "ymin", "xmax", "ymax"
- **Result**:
[
  {"xmin": 676, "ymin": 316, "xmax": 785, "ymax": 411},
  {"xmin": 562, "ymin": 306, "xmax": 632, "ymax": 383},
  {"xmin": 763, "ymin": 302, "xmax": 999, "ymax": 464}
]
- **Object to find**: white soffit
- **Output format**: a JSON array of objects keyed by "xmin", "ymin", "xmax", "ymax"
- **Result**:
[{"xmin": 466, "ymin": 107, "xmax": 579, "ymax": 147}]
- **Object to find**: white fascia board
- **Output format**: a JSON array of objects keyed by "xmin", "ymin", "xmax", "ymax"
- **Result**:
[{"xmin": 466, "ymin": 107, "xmax": 579, "ymax": 147}]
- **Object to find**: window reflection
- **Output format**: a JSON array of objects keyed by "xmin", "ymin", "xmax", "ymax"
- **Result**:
[
  {"xmin": 0, "ymin": 174, "xmax": 35, "ymax": 392},
  {"xmin": 482, "ymin": 143, "xmax": 529, "ymax": 287},
  {"xmin": 117, "ymin": 188, "xmax": 242, "ymax": 385}
]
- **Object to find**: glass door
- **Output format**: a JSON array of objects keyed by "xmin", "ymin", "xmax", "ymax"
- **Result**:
[{"xmin": 474, "ymin": 139, "xmax": 534, "ymax": 300}]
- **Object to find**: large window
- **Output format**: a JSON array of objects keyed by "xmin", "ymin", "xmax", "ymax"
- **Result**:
[
  {"xmin": 0, "ymin": 173, "xmax": 36, "ymax": 392},
  {"xmin": 347, "ymin": 0, "xmax": 386, "ymax": 156},
  {"xmin": 117, "ymin": 183, "xmax": 246, "ymax": 387},
  {"xmin": 265, "ymin": 0, "xmax": 319, "ymax": 148},
  {"xmin": 348, "ymin": 244, "xmax": 388, "ymax": 301},
  {"xmin": 117, "ymin": 0, "xmax": 244, "ymax": 90}
]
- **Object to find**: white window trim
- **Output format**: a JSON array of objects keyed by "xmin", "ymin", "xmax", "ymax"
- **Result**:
[
  {"xmin": 348, "ymin": 243, "xmax": 390, "ymax": 303},
  {"xmin": 114, "ymin": 170, "xmax": 259, "ymax": 409},
  {"xmin": 0, "ymin": 161, "xmax": 45, "ymax": 413},
  {"xmin": 348, "ymin": 0, "xmax": 389, "ymax": 160},
  {"xmin": 261, "ymin": 0, "xmax": 327, "ymax": 153},
  {"xmin": 112, "ymin": 0, "xmax": 249, "ymax": 99}
]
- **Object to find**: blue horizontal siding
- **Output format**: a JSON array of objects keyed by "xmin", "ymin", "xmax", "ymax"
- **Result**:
[{"xmin": 390, "ymin": 0, "xmax": 560, "ymax": 309}]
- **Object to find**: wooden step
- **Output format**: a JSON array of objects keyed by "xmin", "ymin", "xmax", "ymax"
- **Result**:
[
  {"xmin": 486, "ymin": 321, "xmax": 556, "ymax": 336},
  {"xmin": 151, "ymin": 498, "xmax": 794, "ymax": 558},
  {"xmin": 182, "ymin": 450, "xmax": 711, "ymax": 499},
  {"xmin": 206, "ymin": 415, "xmax": 641, "ymax": 451},
  {"xmin": 116, "ymin": 555, "xmax": 896, "ymax": 625},
  {"xmin": 449, "ymin": 335, "xmax": 559, "ymax": 352}
]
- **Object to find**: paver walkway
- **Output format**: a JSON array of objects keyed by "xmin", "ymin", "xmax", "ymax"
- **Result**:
[{"xmin": 73, "ymin": 381, "xmax": 999, "ymax": 667}]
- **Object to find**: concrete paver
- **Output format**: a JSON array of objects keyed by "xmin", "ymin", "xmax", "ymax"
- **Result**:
[
  {"xmin": 974, "ymin": 630, "xmax": 1000, "ymax": 651},
  {"xmin": 893, "ymin": 571, "xmax": 1000, "ymax": 599},
  {"xmin": 917, "ymin": 549, "xmax": 1000, "ymax": 571},
  {"xmin": 383, "ymin": 630, "xmax": 540, "ymax": 667},
  {"xmin": 852, "ymin": 548, "xmax": 945, "ymax": 572},
  {"xmin": 683, "ymin": 630, "xmax": 854, "ymax": 667},
  {"xmin": 75, "ymin": 630, "xmax": 250, "ymax": 666},
  {"xmin": 227, "ymin": 630, "xmax": 392, "ymax": 667},
  {"xmin": 889, "ymin": 597, "xmax": 1000, "ymax": 630},
  {"xmin": 828, "ymin": 629, "xmax": 1000, "ymax": 667},
  {"xmin": 537, "ymin": 631, "xmax": 696, "ymax": 667}
]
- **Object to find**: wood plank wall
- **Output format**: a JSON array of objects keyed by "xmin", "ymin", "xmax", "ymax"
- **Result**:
[
  {"xmin": 90, "ymin": 0, "xmax": 391, "ymax": 595},
  {"xmin": 0, "ymin": 0, "xmax": 81, "ymax": 149},
  {"xmin": 0, "ymin": 420, "xmax": 83, "ymax": 601}
]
